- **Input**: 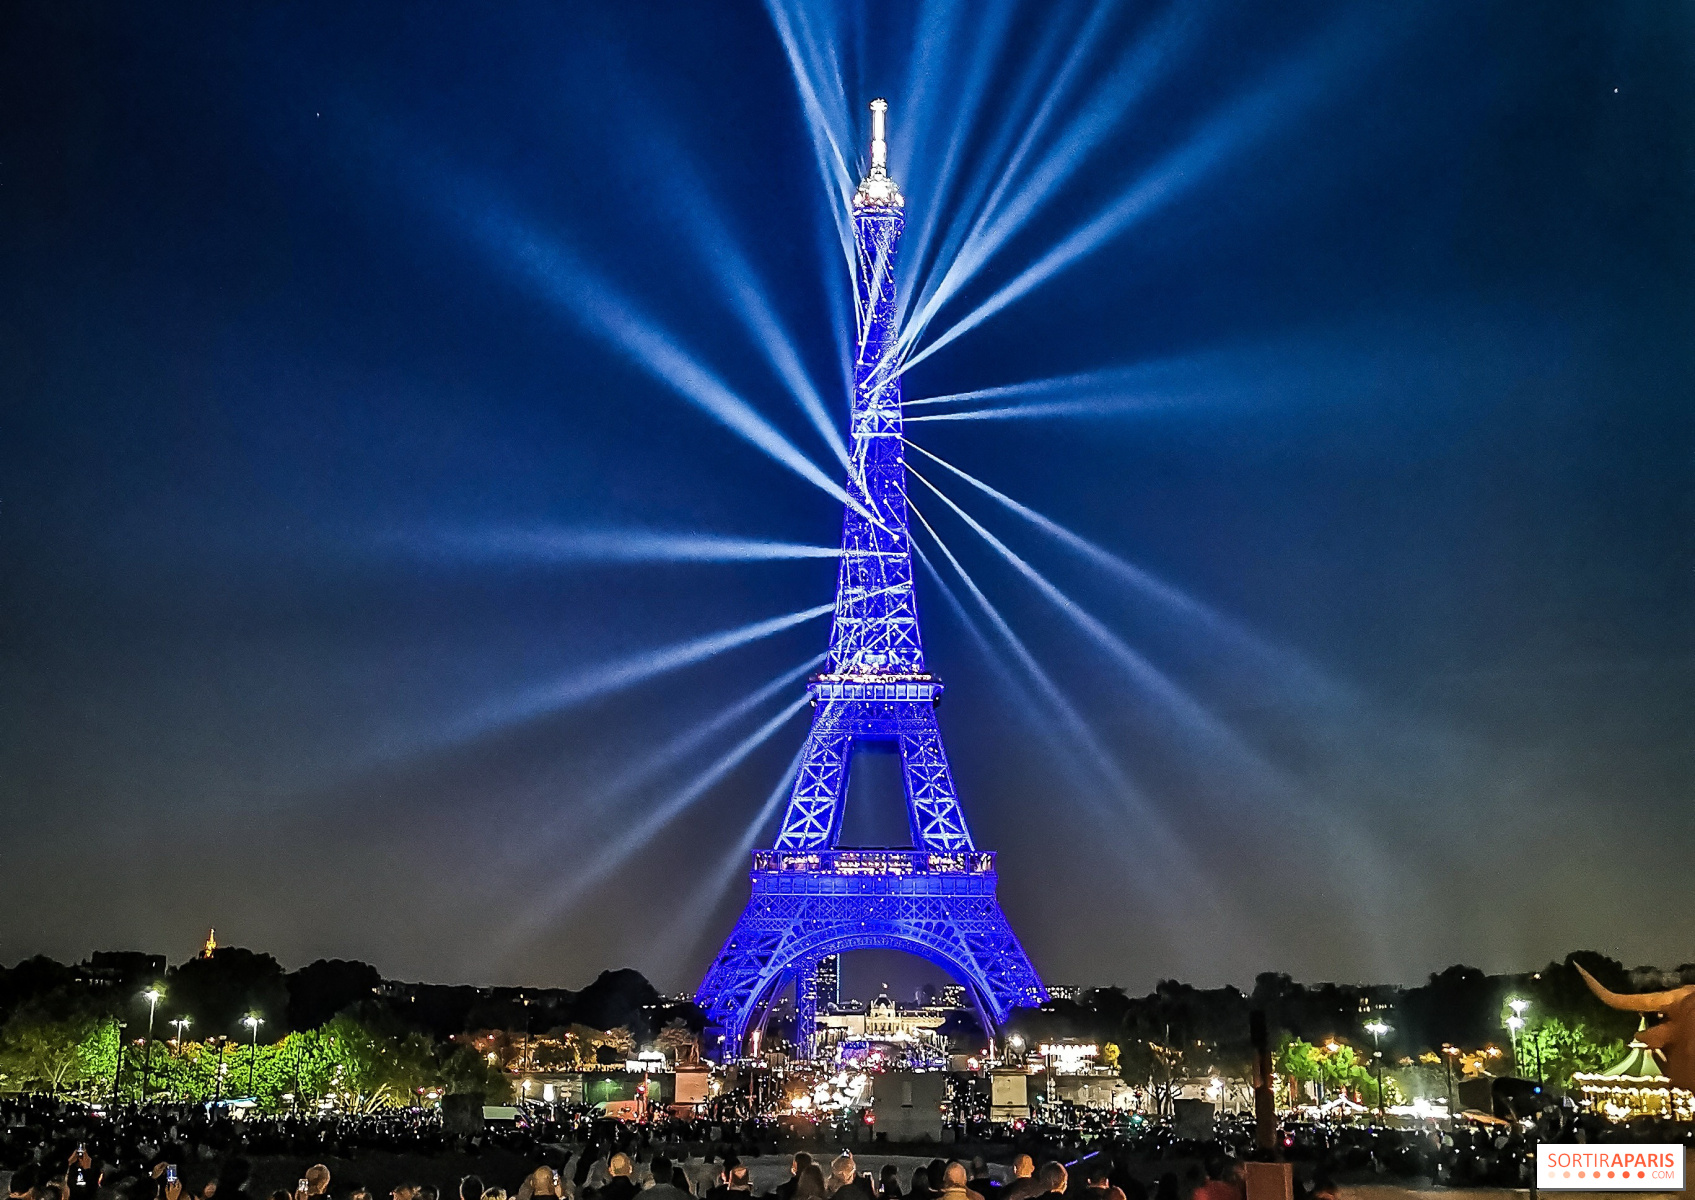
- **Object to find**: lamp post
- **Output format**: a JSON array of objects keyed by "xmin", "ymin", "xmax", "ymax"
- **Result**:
[
  {"xmin": 242, "ymin": 1015, "xmax": 264, "ymax": 1099},
  {"xmin": 521, "ymin": 994, "xmax": 532, "ymax": 1098},
  {"xmin": 110, "ymin": 1019, "xmax": 128, "ymax": 1107},
  {"xmin": 1442, "ymin": 1045, "xmax": 1459, "ymax": 1118},
  {"xmin": 1507, "ymin": 998, "xmax": 1530, "ymax": 1079},
  {"xmin": 170, "ymin": 1018, "xmax": 191, "ymax": 1103},
  {"xmin": 141, "ymin": 988, "xmax": 163, "ymax": 1100},
  {"xmin": 1364, "ymin": 1021, "xmax": 1391, "ymax": 1119},
  {"xmin": 212, "ymin": 1036, "xmax": 227, "ymax": 1102}
]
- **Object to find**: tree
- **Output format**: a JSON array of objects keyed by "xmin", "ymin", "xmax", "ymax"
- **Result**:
[
  {"xmin": 572, "ymin": 971, "xmax": 663, "ymax": 1039},
  {"xmin": 286, "ymin": 960, "xmax": 384, "ymax": 1030},
  {"xmin": 317, "ymin": 1012, "xmax": 437, "ymax": 1112},
  {"xmin": 438, "ymin": 1042, "xmax": 514, "ymax": 1103},
  {"xmin": 600, "ymin": 1026, "xmax": 636, "ymax": 1056},
  {"xmin": 656, "ymin": 1019, "xmax": 700, "ymax": 1065},
  {"xmin": 1521, "ymin": 1016, "xmax": 1624, "ymax": 1090},
  {"xmin": 1100, "ymin": 1042, "xmax": 1121, "ymax": 1072},
  {"xmin": 165, "ymin": 948, "xmax": 289, "ymax": 1037},
  {"xmin": 0, "ymin": 995, "xmax": 113, "ymax": 1097},
  {"xmin": 1277, "ymin": 1038, "xmax": 1326, "ymax": 1098}
]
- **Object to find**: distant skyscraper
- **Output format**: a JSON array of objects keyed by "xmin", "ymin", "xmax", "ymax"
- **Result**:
[{"xmin": 816, "ymin": 955, "xmax": 840, "ymax": 1009}]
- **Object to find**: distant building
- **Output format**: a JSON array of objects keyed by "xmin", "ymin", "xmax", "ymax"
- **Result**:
[
  {"xmin": 77, "ymin": 952, "xmax": 166, "ymax": 989},
  {"xmin": 815, "ymin": 956, "xmax": 840, "ymax": 1009},
  {"xmin": 938, "ymin": 983, "xmax": 966, "ymax": 1008},
  {"xmin": 201, "ymin": 928, "xmax": 218, "ymax": 958},
  {"xmin": 817, "ymin": 993, "xmax": 946, "ymax": 1054},
  {"xmin": 1046, "ymin": 984, "xmax": 1082, "ymax": 1001}
]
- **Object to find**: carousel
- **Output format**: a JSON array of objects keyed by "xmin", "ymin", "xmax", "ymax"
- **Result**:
[{"xmin": 1573, "ymin": 1020, "xmax": 1695, "ymax": 1121}]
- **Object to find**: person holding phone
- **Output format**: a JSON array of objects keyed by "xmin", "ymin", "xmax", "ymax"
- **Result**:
[
  {"xmin": 66, "ymin": 1145, "xmax": 100, "ymax": 1200},
  {"xmin": 296, "ymin": 1165, "xmax": 332, "ymax": 1200}
]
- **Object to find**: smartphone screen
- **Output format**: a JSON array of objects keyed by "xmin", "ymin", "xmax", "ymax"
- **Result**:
[{"xmin": 166, "ymin": 1169, "xmax": 178, "ymax": 1184}]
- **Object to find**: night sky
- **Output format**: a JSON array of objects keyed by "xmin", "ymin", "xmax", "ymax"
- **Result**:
[{"xmin": 2, "ymin": 1, "xmax": 1691, "ymax": 1000}]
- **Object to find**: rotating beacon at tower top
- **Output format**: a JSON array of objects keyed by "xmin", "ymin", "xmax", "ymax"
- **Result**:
[{"xmin": 695, "ymin": 100, "xmax": 1047, "ymax": 1057}]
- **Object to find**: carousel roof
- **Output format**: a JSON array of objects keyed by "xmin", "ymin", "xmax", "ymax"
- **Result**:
[{"xmin": 1574, "ymin": 1020, "xmax": 1669, "ymax": 1084}]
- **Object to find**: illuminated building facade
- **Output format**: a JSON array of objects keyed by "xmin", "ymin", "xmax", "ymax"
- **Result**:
[
  {"xmin": 816, "ymin": 993, "xmax": 947, "ymax": 1055},
  {"xmin": 815, "ymin": 955, "xmax": 841, "ymax": 1009},
  {"xmin": 696, "ymin": 100, "xmax": 1046, "ymax": 1057}
]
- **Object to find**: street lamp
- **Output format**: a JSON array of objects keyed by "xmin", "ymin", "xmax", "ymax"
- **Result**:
[
  {"xmin": 111, "ymin": 1019, "xmax": 128, "ymax": 1107},
  {"xmin": 141, "ymin": 988, "xmax": 163, "ymax": 1100},
  {"xmin": 242, "ymin": 1015, "xmax": 264, "ymax": 1098},
  {"xmin": 521, "ymin": 994, "xmax": 532, "ymax": 1074},
  {"xmin": 1364, "ymin": 1021, "xmax": 1391, "ymax": 1118},
  {"xmin": 171, "ymin": 1017, "xmax": 191, "ymax": 1049},
  {"xmin": 1507, "ymin": 998, "xmax": 1533, "ymax": 1081}
]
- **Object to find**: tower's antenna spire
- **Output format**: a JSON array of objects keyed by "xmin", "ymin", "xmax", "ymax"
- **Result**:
[
  {"xmin": 855, "ymin": 98, "xmax": 903, "ymax": 209},
  {"xmin": 869, "ymin": 97, "xmax": 889, "ymax": 173}
]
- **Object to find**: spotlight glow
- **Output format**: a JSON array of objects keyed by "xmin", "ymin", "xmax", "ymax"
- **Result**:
[
  {"xmin": 648, "ymin": 744, "xmax": 808, "ymax": 965},
  {"xmin": 893, "ymin": 0, "xmax": 1107, "ymax": 335},
  {"xmin": 909, "ymin": 506, "xmax": 1132, "ymax": 798},
  {"xmin": 906, "ymin": 395, "xmax": 1168, "ymax": 423},
  {"xmin": 898, "ymin": 0, "xmax": 1198, "ymax": 354},
  {"xmin": 443, "ymin": 603, "xmax": 832, "ymax": 742},
  {"xmin": 763, "ymin": 0, "xmax": 858, "ymax": 280},
  {"xmin": 890, "ymin": 0, "xmax": 1021, "ymax": 331},
  {"xmin": 408, "ymin": 526, "xmax": 840, "ymax": 565},
  {"xmin": 466, "ymin": 199, "xmax": 863, "ymax": 515},
  {"xmin": 552, "ymin": 653, "xmax": 826, "ymax": 837},
  {"xmin": 675, "ymin": 156, "xmax": 853, "ymax": 469},
  {"xmin": 909, "ymin": 467, "xmax": 1254, "ymax": 758},
  {"xmin": 902, "ymin": 19, "xmax": 1356, "ymax": 370},
  {"xmin": 512, "ymin": 694, "xmax": 810, "ymax": 929},
  {"xmin": 911, "ymin": 528, "xmax": 1252, "ymax": 940},
  {"xmin": 906, "ymin": 436, "xmax": 1352, "ymax": 707}
]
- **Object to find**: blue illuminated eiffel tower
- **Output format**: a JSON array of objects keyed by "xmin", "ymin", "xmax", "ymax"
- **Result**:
[{"xmin": 696, "ymin": 100, "xmax": 1046, "ymax": 1056}]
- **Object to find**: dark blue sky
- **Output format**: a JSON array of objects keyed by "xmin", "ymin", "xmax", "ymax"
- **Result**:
[{"xmin": 2, "ymin": 1, "xmax": 1691, "ymax": 998}]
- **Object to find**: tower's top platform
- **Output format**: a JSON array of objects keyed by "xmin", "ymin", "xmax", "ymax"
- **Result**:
[{"xmin": 854, "ymin": 98, "xmax": 904, "ymax": 210}]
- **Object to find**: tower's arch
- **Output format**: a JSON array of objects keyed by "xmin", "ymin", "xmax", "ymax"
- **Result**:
[{"xmin": 722, "ymin": 927, "xmax": 1000, "ymax": 1056}]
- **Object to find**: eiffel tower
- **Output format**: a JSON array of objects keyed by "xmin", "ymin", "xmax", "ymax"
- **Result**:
[{"xmin": 696, "ymin": 99, "xmax": 1046, "ymax": 1056}]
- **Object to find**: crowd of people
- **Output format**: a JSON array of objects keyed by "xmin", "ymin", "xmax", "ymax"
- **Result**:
[{"xmin": 3, "ymin": 1095, "xmax": 1693, "ymax": 1200}]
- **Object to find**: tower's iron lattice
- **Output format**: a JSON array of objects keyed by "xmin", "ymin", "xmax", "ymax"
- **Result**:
[{"xmin": 695, "ymin": 101, "xmax": 1046, "ymax": 1055}]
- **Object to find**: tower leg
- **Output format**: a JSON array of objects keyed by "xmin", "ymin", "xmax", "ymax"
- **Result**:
[{"xmin": 794, "ymin": 956, "xmax": 820, "ymax": 1059}]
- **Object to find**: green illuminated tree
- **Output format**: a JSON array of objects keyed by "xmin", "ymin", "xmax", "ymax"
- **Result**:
[
  {"xmin": 1521, "ymin": 1016, "xmax": 1624, "ymax": 1090},
  {"xmin": 438, "ymin": 1042, "xmax": 513, "ymax": 1103},
  {"xmin": 1277, "ymin": 1039, "xmax": 1324, "ymax": 1085},
  {"xmin": 0, "ymin": 1000, "xmax": 112, "ymax": 1096},
  {"xmin": 316, "ymin": 1013, "xmax": 438, "ymax": 1112}
]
